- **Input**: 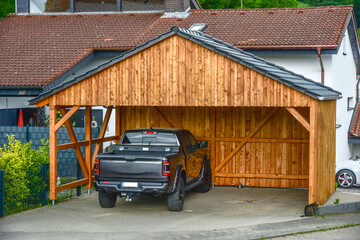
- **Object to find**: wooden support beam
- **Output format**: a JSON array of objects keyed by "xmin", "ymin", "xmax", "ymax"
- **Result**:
[
  {"xmin": 59, "ymin": 109, "xmax": 88, "ymax": 179},
  {"xmin": 91, "ymin": 106, "xmax": 113, "ymax": 172},
  {"xmin": 35, "ymin": 97, "xmax": 49, "ymax": 108},
  {"xmin": 215, "ymin": 173, "xmax": 309, "ymax": 180},
  {"xmin": 56, "ymin": 141, "xmax": 89, "ymax": 151},
  {"xmin": 309, "ymin": 102, "xmax": 318, "ymax": 204},
  {"xmin": 92, "ymin": 136, "xmax": 119, "ymax": 144},
  {"xmin": 215, "ymin": 108, "xmax": 278, "ymax": 173},
  {"xmin": 55, "ymin": 106, "xmax": 80, "ymax": 131},
  {"xmin": 286, "ymin": 107, "xmax": 310, "ymax": 132},
  {"xmin": 57, "ymin": 178, "xmax": 88, "ymax": 192},
  {"xmin": 115, "ymin": 106, "xmax": 121, "ymax": 144},
  {"xmin": 214, "ymin": 138, "xmax": 309, "ymax": 143},
  {"xmin": 49, "ymin": 99, "xmax": 57, "ymax": 200},
  {"xmin": 210, "ymin": 108, "xmax": 216, "ymax": 182},
  {"xmin": 85, "ymin": 107, "xmax": 92, "ymax": 189},
  {"xmin": 154, "ymin": 107, "xmax": 174, "ymax": 128},
  {"xmin": 56, "ymin": 136, "xmax": 118, "ymax": 151}
]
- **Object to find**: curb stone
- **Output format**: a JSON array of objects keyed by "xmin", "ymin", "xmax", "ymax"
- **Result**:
[{"xmin": 315, "ymin": 201, "xmax": 360, "ymax": 215}]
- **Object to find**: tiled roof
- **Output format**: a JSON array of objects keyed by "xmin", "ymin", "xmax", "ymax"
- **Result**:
[
  {"xmin": 0, "ymin": 5, "xmax": 353, "ymax": 87},
  {"xmin": 350, "ymin": 103, "xmax": 360, "ymax": 137},
  {"xmin": 30, "ymin": 26, "xmax": 342, "ymax": 104}
]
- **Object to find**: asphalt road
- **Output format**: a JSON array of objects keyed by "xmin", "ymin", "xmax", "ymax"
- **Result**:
[{"xmin": 273, "ymin": 226, "xmax": 360, "ymax": 240}]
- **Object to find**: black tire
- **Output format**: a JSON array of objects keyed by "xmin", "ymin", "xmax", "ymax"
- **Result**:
[
  {"xmin": 167, "ymin": 178, "xmax": 185, "ymax": 211},
  {"xmin": 98, "ymin": 191, "xmax": 117, "ymax": 208},
  {"xmin": 336, "ymin": 170, "xmax": 356, "ymax": 188},
  {"xmin": 193, "ymin": 164, "xmax": 212, "ymax": 193}
]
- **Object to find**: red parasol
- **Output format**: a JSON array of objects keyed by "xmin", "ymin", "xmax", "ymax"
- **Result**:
[{"xmin": 18, "ymin": 109, "xmax": 24, "ymax": 127}]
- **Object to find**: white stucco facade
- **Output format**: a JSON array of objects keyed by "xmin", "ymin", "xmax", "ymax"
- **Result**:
[
  {"xmin": 0, "ymin": 96, "xmax": 37, "ymax": 109},
  {"xmin": 257, "ymin": 29, "xmax": 358, "ymax": 164}
]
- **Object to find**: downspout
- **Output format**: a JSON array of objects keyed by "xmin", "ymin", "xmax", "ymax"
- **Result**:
[
  {"xmin": 317, "ymin": 47, "xmax": 325, "ymax": 84},
  {"xmin": 357, "ymin": 76, "xmax": 360, "ymax": 103}
]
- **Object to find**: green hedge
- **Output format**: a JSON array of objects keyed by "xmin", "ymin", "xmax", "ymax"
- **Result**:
[{"xmin": 0, "ymin": 135, "xmax": 49, "ymax": 214}]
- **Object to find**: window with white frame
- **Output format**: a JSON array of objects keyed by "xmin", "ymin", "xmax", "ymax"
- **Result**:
[{"xmin": 347, "ymin": 97, "xmax": 354, "ymax": 111}]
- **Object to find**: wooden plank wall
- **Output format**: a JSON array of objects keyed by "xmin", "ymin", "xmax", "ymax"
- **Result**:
[
  {"xmin": 119, "ymin": 106, "xmax": 310, "ymax": 189},
  {"xmin": 315, "ymin": 100, "xmax": 336, "ymax": 205},
  {"xmin": 51, "ymin": 35, "xmax": 312, "ymax": 108}
]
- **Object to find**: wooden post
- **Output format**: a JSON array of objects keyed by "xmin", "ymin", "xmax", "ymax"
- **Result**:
[
  {"xmin": 85, "ymin": 107, "xmax": 92, "ymax": 189},
  {"xmin": 210, "ymin": 107, "xmax": 216, "ymax": 182},
  {"xmin": 49, "ymin": 99, "xmax": 57, "ymax": 200},
  {"xmin": 308, "ymin": 102, "xmax": 318, "ymax": 204},
  {"xmin": 115, "ymin": 106, "xmax": 121, "ymax": 144}
]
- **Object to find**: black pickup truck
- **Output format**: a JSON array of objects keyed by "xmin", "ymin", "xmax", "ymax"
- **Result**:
[{"xmin": 94, "ymin": 128, "xmax": 211, "ymax": 211}]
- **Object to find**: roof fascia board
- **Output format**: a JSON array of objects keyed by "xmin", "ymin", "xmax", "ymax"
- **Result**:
[
  {"xmin": 191, "ymin": 0, "xmax": 201, "ymax": 9},
  {"xmin": 348, "ymin": 137, "xmax": 360, "ymax": 143},
  {"xmin": 348, "ymin": 102, "xmax": 358, "ymax": 136},
  {"xmin": 0, "ymin": 86, "xmax": 43, "ymax": 90},
  {"xmin": 346, "ymin": 15, "xmax": 360, "ymax": 75}
]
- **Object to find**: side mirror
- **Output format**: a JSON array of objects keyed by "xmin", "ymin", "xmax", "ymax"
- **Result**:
[{"xmin": 199, "ymin": 141, "xmax": 208, "ymax": 148}]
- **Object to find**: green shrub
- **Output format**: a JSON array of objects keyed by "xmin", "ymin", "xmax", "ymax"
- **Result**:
[{"xmin": 0, "ymin": 135, "xmax": 49, "ymax": 213}]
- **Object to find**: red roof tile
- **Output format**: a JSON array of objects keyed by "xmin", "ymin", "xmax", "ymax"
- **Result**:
[
  {"xmin": 350, "ymin": 103, "xmax": 360, "ymax": 137},
  {"xmin": 0, "ymin": 5, "xmax": 353, "ymax": 87}
]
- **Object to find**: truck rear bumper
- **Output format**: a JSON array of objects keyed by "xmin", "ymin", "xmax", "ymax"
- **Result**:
[{"xmin": 94, "ymin": 181, "xmax": 169, "ymax": 194}]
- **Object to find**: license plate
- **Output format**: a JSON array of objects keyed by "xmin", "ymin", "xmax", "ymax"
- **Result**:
[{"xmin": 122, "ymin": 182, "xmax": 138, "ymax": 188}]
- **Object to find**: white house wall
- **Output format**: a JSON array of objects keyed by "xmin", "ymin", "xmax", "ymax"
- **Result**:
[
  {"xmin": 332, "ymin": 29, "xmax": 357, "ymax": 162},
  {"xmin": 257, "ymin": 30, "xmax": 357, "ymax": 164},
  {"xmin": 0, "ymin": 96, "xmax": 37, "ymax": 109}
]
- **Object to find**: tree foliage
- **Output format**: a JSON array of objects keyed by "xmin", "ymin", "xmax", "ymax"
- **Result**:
[
  {"xmin": 0, "ymin": 0, "xmax": 15, "ymax": 18},
  {"xmin": 0, "ymin": 135, "xmax": 49, "ymax": 212},
  {"xmin": 354, "ymin": 0, "xmax": 360, "ymax": 27},
  {"xmin": 298, "ymin": 0, "xmax": 353, "ymax": 7}
]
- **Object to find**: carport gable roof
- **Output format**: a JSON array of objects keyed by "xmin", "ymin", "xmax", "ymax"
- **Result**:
[{"xmin": 30, "ymin": 26, "xmax": 342, "ymax": 105}]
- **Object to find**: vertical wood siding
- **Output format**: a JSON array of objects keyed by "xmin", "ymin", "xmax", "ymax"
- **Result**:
[
  {"xmin": 119, "ymin": 106, "xmax": 310, "ymax": 189},
  {"xmin": 52, "ymin": 35, "xmax": 312, "ymax": 107},
  {"xmin": 315, "ymin": 101, "xmax": 336, "ymax": 205}
]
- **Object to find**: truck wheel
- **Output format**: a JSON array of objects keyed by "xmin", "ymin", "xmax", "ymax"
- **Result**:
[
  {"xmin": 98, "ymin": 191, "xmax": 117, "ymax": 208},
  {"xmin": 167, "ymin": 178, "xmax": 185, "ymax": 211},
  {"xmin": 193, "ymin": 164, "xmax": 211, "ymax": 193}
]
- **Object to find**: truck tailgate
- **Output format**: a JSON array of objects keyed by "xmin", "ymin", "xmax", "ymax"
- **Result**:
[{"xmin": 99, "ymin": 156, "xmax": 163, "ymax": 181}]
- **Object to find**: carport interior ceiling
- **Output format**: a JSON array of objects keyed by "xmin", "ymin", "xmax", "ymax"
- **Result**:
[{"xmin": 32, "ymin": 27, "xmax": 340, "ymax": 205}]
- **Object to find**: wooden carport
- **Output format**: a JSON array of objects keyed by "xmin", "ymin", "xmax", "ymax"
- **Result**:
[{"xmin": 30, "ymin": 27, "xmax": 341, "ymax": 206}]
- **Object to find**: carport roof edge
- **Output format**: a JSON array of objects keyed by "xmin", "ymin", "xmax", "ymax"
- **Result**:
[{"xmin": 29, "ymin": 26, "xmax": 342, "ymax": 105}]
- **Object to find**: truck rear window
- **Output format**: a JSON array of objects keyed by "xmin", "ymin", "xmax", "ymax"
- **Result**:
[{"xmin": 121, "ymin": 132, "xmax": 179, "ymax": 146}]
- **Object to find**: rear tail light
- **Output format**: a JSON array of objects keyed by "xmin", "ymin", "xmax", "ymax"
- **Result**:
[
  {"xmin": 94, "ymin": 159, "xmax": 99, "ymax": 174},
  {"xmin": 163, "ymin": 160, "xmax": 170, "ymax": 176}
]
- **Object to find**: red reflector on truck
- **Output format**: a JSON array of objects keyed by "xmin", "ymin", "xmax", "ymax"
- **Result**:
[
  {"xmin": 95, "ymin": 159, "xmax": 99, "ymax": 174},
  {"xmin": 146, "ymin": 131, "xmax": 154, "ymax": 134},
  {"xmin": 103, "ymin": 181, "xmax": 109, "ymax": 184},
  {"xmin": 163, "ymin": 160, "xmax": 170, "ymax": 176}
]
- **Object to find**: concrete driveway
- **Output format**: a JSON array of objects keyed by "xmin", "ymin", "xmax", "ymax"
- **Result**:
[{"xmin": 0, "ymin": 187, "xmax": 308, "ymax": 240}]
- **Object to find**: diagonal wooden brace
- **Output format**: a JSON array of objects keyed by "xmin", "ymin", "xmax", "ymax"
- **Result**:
[
  {"xmin": 215, "ymin": 108, "xmax": 278, "ymax": 173},
  {"xmin": 286, "ymin": 107, "xmax": 310, "ymax": 132},
  {"xmin": 59, "ymin": 108, "xmax": 89, "ymax": 179},
  {"xmin": 55, "ymin": 106, "xmax": 80, "ymax": 131}
]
